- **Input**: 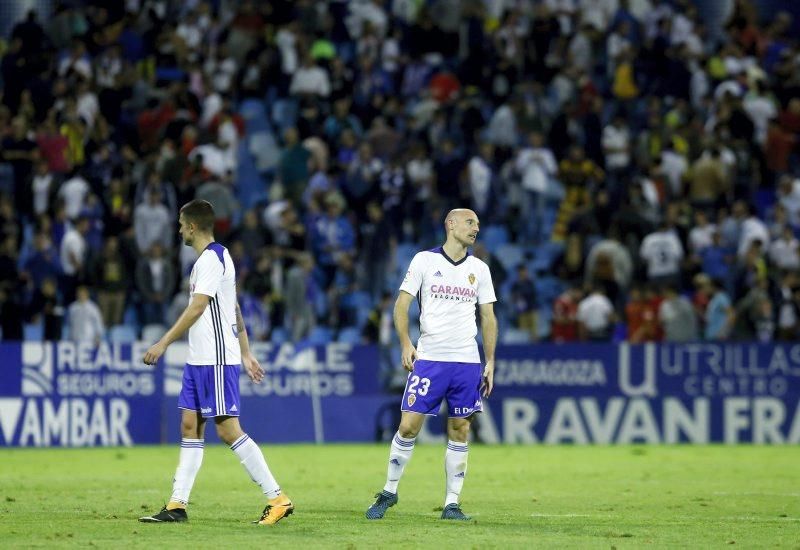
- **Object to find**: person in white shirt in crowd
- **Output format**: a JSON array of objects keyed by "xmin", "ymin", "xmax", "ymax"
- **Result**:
[
  {"xmin": 658, "ymin": 286, "xmax": 698, "ymax": 342},
  {"xmin": 515, "ymin": 131, "xmax": 557, "ymax": 240},
  {"xmin": 734, "ymin": 200, "xmax": 769, "ymax": 259},
  {"xmin": 577, "ymin": 284, "xmax": 616, "ymax": 341},
  {"xmin": 59, "ymin": 169, "xmax": 90, "ymax": 220},
  {"xmin": 188, "ymin": 134, "xmax": 236, "ymax": 178},
  {"xmin": 467, "ymin": 143, "xmax": 495, "ymax": 220},
  {"xmin": 67, "ymin": 285, "xmax": 105, "ymax": 344},
  {"xmin": 744, "ymin": 81, "xmax": 778, "ymax": 146},
  {"xmin": 290, "ymin": 54, "xmax": 331, "ymax": 98},
  {"xmin": 134, "ymin": 189, "xmax": 172, "ymax": 254},
  {"xmin": 769, "ymin": 225, "xmax": 800, "ymax": 272},
  {"xmin": 640, "ymin": 220, "xmax": 685, "ymax": 288},
  {"xmin": 31, "ymin": 159, "xmax": 54, "ymax": 216},
  {"xmin": 777, "ymin": 175, "xmax": 800, "ymax": 227},
  {"xmin": 59, "ymin": 213, "xmax": 90, "ymax": 303},
  {"xmin": 688, "ymin": 209, "xmax": 717, "ymax": 255}
]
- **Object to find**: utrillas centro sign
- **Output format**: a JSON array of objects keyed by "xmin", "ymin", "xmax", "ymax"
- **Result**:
[{"xmin": 0, "ymin": 342, "xmax": 799, "ymax": 447}]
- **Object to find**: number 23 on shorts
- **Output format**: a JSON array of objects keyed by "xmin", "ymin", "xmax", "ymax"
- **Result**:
[{"xmin": 407, "ymin": 375, "xmax": 431, "ymax": 396}]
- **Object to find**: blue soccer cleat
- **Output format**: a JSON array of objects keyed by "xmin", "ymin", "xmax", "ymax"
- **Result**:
[
  {"xmin": 440, "ymin": 503, "xmax": 471, "ymax": 520},
  {"xmin": 365, "ymin": 490, "xmax": 398, "ymax": 519}
]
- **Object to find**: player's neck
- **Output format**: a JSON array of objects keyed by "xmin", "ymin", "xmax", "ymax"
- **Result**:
[
  {"xmin": 441, "ymin": 240, "xmax": 468, "ymax": 262},
  {"xmin": 192, "ymin": 234, "xmax": 215, "ymax": 255}
]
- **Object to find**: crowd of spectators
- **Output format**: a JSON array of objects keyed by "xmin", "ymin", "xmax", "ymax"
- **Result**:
[{"xmin": 1, "ymin": 0, "xmax": 800, "ymax": 359}]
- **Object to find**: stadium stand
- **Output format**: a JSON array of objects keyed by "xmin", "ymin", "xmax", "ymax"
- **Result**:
[{"xmin": 0, "ymin": 0, "xmax": 799, "ymax": 365}]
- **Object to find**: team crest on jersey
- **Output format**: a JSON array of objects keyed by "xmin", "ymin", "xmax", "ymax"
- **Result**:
[
  {"xmin": 468, "ymin": 273, "xmax": 476, "ymax": 285},
  {"xmin": 407, "ymin": 393, "xmax": 416, "ymax": 407}
]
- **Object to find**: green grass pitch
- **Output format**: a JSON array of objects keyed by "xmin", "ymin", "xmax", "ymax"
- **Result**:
[{"xmin": 1, "ymin": 445, "xmax": 799, "ymax": 548}]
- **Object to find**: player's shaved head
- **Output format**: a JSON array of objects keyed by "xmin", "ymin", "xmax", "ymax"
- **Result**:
[{"xmin": 444, "ymin": 208, "xmax": 477, "ymax": 232}]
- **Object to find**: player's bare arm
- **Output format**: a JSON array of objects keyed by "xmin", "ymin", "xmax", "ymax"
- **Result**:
[
  {"xmin": 143, "ymin": 293, "xmax": 210, "ymax": 365},
  {"xmin": 236, "ymin": 301, "xmax": 265, "ymax": 383},
  {"xmin": 479, "ymin": 302, "xmax": 497, "ymax": 397},
  {"xmin": 394, "ymin": 290, "xmax": 417, "ymax": 372}
]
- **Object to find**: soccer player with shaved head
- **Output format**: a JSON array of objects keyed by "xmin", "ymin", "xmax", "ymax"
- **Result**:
[
  {"xmin": 139, "ymin": 199, "xmax": 293, "ymax": 526},
  {"xmin": 366, "ymin": 208, "xmax": 498, "ymax": 521}
]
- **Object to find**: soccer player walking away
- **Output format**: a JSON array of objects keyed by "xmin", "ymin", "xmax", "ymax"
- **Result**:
[
  {"xmin": 139, "ymin": 200, "xmax": 293, "ymax": 526},
  {"xmin": 366, "ymin": 208, "xmax": 497, "ymax": 521}
]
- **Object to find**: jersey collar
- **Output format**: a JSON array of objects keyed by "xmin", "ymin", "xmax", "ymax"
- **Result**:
[{"xmin": 429, "ymin": 246, "xmax": 470, "ymax": 266}]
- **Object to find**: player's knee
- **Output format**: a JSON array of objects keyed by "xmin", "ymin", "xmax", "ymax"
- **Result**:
[
  {"xmin": 397, "ymin": 423, "xmax": 420, "ymax": 439},
  {"xmin": 180, "ymin": 420, "xmax": 197, "ymax": 437},
  {"xmin": 448, "ymin": 422, "xmax": 470, "ymax": 442}
]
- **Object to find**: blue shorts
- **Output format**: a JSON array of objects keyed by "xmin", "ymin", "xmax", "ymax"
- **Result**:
[
  {"xmin": 178, "ymin": 364, "xmax": 241, "ymax": 418},
  {"xmin": 401, "ymin": 360, "xmax": 483, "ymax": 418}
]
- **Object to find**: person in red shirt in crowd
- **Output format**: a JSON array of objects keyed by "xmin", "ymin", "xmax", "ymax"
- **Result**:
[
  {"xmin": 625, "ymin": 285, "xmax": 648, "ymax": 343},
  {"xmin": 551, "ymin": 285, "xmax": 583, "ymax": 343},
  {"xmin": 765, "ymin": 118, "xmax": 795, "ymax": 181},
  {"xmin": 36, "ymin": 114, "xmax": 71, "ymax": 173},
  {"xmin": 625, "ymin": 284, "xmax": 662, "ymax": 343}
]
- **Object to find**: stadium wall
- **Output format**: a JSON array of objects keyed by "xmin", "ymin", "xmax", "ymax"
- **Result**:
[{"xmin": 1, "ymin": 342, "xmax": 799, "ymax": 447}]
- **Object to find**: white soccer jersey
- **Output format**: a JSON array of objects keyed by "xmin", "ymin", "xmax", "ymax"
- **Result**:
[
  {"xmin": 187, "ymin": 243, "xmax": 242, "ymax": 366},
  {"xmin": 640, "ymin": 230, "xmax": 684, "ymax": 278},
  {"xmin": 399, "ymin": 247, "xmax": 496, "ymax": 363}
]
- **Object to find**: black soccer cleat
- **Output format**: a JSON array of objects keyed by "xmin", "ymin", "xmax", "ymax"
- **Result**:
[
  {"xmin": 440, "ymin": 503, "xmax": 471, "ymax": 520},
  {"xmin": 365, "ymin": 490, "xmax": 398, "ymax": 519},
  {"xmin": 139, "ymin": 505, "xmax": 188, "ymax": 523}
]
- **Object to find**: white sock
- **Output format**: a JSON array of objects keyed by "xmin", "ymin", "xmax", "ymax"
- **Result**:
[
  {"xmin": 445, "ymin": 440, "xmax": 468, "ymax": 506},
  {"xmin": 231, "ymin": 434, "xmax": 282, "ymax": 499},
  {"xmin": 170, "ymin": 438, "xmax": 204, "ymax": 505},
  {"xmin": 383, "ymin": 432, "xmax": 415, "ymax": 494}
]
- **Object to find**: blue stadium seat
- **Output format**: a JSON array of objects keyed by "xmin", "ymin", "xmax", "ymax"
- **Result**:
[
  {"xmin": 544, "ymin": 177, "xmax": 566, "ymax": 203},
  {"xmin": 248, "ymin": 131, "xmax": 280, "ymax": 173},
  {"xmin": 308, "ymin": 326, "xmax": 334, "ymax": 345},
  {"xmin": 534, "ymin": 276, "xmax": 565, "ymax": 304},
  {"xmin": 237, "ymin": 141, "xmax": 265, "ymax": 210},
  {"xmin": 271, "ymin": 326, "xmax": 289, "ymax": 345},
  {"xmin": 155, "ymin": 67, "xmax": 185, "ymax": 82},
  {"xmin": 395, "ymin": 243, "xmax": 418, "ymax": 269},
  {"xmin": 529, "ymin": 242, "xmax": 564, "ymax": 273},
  {"xmin": 239, "ymin": 98, "xmax": 267, "ymax": 123},
  {"xmin": 480, "ymin": 225, "xmax": 510, "ymax": 249},
  {"xmin": 340, "ymin": 291, "xmax": 373, "ymax": 328},
  {"xmin": 496, "ymin": 243, "xmax": 525, "ymax": 272},
  {"xmin": 337, "ymin": 326, "xmax": 362, "ymax": 344},
  {"xmin": 502, "ymin": 328, "xmax": 531, "ymax": 344},
  {"xmin": 123, "ymin": 306, "xmax": 138, "ymax": 327},
  {"xmin": 271, "ymin": 98, "xmax": 298, "ymax": 131},
  {"xmin": 141, "ymin": 324, "xmax": 166, "ymax": 343},
  {"xmin": 23, "ymin": 323, "xmax": 43, "ymax": 341},
  {"xmin": 537, "ymin": 306, "xmax": 553, "ymax": 340},
  {"xmin": 109, "ymin": 325, "xmax": 137, "ymax": 343}
]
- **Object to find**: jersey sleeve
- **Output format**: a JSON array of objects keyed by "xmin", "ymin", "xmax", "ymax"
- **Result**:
[
  {"xmin": 399, "ymin": 253, "xmax": 424, "ymax": 296},
  {"xmin": 477, "ymin": 261, "xmax": 497, "ymax": 304},
  {"xmin": 192, "ymin": 252, "xmax": 224, "ymax": 297}
]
